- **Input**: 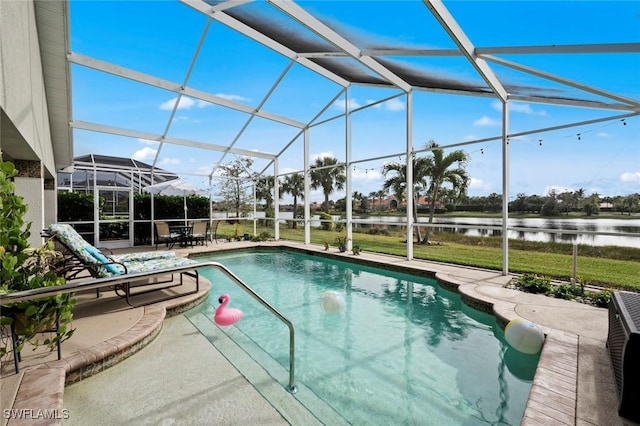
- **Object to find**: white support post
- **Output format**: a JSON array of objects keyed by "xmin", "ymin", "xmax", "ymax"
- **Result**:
[
  {"xmin": 274, "ymin": 158, "xmax": 280, "ymax": 241},
  {"xmin": 304, "ymin": 129, "xmax": 311, "ymax": 245},
  {"xmin": 501, "ymin": 101, "xmax": 510, "ymax": 275},
  {"xmin": 406, "ymin": 91, "xmax": 414, "ymax": 260},
  {"xmin": 253, "ymin": 181, "xmax": 257, "ymax": 236},
  {"xmin": 345, "ymin": 88, "xmax": 353, "ymax": 251}
]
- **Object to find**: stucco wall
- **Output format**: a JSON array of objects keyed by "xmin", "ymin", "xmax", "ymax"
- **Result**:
[
  {"xmin": 14, "ymin": 177, "xmax": 45, "ymax": 247},
  {"xmin": 0, "ymin": 0, "xmax": 56, "ymax": 174}
]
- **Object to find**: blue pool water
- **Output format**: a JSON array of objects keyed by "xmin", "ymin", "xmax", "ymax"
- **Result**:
[{"xmin": 193, "ymin": 250, "xmax": 538, "ymax": 425}]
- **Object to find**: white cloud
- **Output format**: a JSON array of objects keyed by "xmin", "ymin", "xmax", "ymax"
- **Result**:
[
  {"xmin": 132, "ymin": 146, "xmax": 157, "ymax": 161},
  {"xmin": 215, "ymin": 93, "xmax": 249, "ymax": 103},
  {"xmin": 473, "ymin": 116, "xmax": 500, "ymax": 127},
  {"xmin": 352, "ymin": 167, "xmax": 382, "ymax": 181},
  {"xmin": 312, "ymin": 151, "xmax": 335, "ymax": 161},
  {"xmin": 468, "ymin": 177, "xmax": 490, "ymax": 190},
  {"xmin": 544, "ymin": 185, "xmax": 574, "ymax": 195},
  {"xmin": 160, "ymin": 157, "xmax": 181, "ymax": 165},
  {"xmin": 620, "ymin": 172, "xmax": 640, "ymax": 182},
  {"xmin": 159, "ymin": 97, "xmax": 210, "ymax": 111},
  {"xmin": 491, "ymin": 101, "xmax": 547, "ymax": 116},
  {"xmin": 332, "ymin": 99, "xmax": 361, "ymax": 111},
  {"xmin": 596, "ymin": 132, "xmax": 610, "ymax": 138},
  {"xmin": 382, "ymin": 98, "xmax": 405, "ymax": 111},
  {"xmin": 138, "ymin": 138, "xmax": 159, "ymax": 146}
]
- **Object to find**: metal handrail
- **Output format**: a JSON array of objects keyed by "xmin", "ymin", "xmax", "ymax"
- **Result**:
[{"xmin": 0, "ymin": 261, "xmax": 297, "ymax": 394}]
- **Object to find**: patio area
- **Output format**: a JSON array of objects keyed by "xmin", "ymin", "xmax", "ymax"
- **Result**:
[{"xmin": 1, "ymin": 241, "xmax": 631, "ymax": 425}]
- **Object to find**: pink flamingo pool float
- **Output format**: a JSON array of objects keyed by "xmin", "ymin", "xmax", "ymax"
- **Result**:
[{"xmin": 214, "ymin": 294, "xmax": 243, "ymax": 326}]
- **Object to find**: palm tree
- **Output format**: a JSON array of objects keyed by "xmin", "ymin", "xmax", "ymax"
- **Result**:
[
  {"xmin": 369, "ymin": 191, "xmax": 378, "ymax": 211},
  {"xmin": 376, "ymin": 189, "xmax": 388, "ymax": 211},
  {"xmin": 310, "ymin": 157, "xmax": 345, "ymax": 213},
  {"xmin": 255, "ymin": 175, "xmax": 275, "ymax": 209},
  {"xmin": 382, "ymin": 156, "xmax": 430, "ymax": 242},
  {"xmin": 352, "ymin": 191, "xmax": 364, "ymax": 211},
  {"xmin": 282, "ymin": 173, "xmax": 304, "ymax": 228},
  {"xmin": 421, "ymin": 141, "xmax": 469, "ymax": 244}
]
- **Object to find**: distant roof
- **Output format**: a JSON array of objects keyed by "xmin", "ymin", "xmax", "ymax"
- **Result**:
[
  {"xmin": 73, "ymin": 154, "xmax": 176, "ymax": 176},
  {"xmin": 68, "ymin": 154, "xmax": 179, "ymax": 190}
]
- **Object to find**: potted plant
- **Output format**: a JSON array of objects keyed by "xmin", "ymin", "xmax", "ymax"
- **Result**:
[
  {"xmin": 334, "ymin": 234, "xmax": 348, "ymax": 252},
  {"xmin": 0, "ymin": 154, "xmax": 75, "ymax": 367}
]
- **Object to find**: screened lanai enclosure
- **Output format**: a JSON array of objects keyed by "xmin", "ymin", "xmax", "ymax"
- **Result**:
[{"xmin": 55, "ymin": 0, "xmax": 639, "ymax": 272}]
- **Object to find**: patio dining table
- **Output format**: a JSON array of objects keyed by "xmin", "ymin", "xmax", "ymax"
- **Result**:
[{"xmin": 170, "ymin": 225, "xmax": 194, "ymax": 248}]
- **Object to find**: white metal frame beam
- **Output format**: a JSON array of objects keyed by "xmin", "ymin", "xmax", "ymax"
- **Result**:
[
  {"xmin": 483, "ymin": 55, "xmax": 640, "ymax": 109},
  {"xmin": 71, "ymin": 120, "xmax": 277, "ymax": 160},
  {"xmin": 267, "ymin": 0, "xmax": 412, "ymax": 93},
  {"xmin": 180, "ymin": 0, "xmax": 350, "ymax": 88},
  {"xmin": 69, "ymin": 53, "xmax": 305, "ymax": 129},
  {"xmin": 423, "ymin": 0, "xmax": 507, "ymax": 102}
]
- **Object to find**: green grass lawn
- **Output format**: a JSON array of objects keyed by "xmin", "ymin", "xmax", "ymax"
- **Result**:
[{"xmin": 216, "ymin": 221, "xmax": 640, "ymax": 291}]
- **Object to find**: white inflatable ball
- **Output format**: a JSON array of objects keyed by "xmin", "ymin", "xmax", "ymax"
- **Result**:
[
  {"xmin": 504, "ymin": 319, "xmax": 545, "ymax": 355},
  {"xmin": 322, "ymin": 291, "xmax": 346, "ymax": 314}
]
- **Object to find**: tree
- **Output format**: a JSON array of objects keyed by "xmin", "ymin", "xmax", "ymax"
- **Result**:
[
  {"xmin": 573, "ymin": 188, "xmax": 586, "ymax": 210},
  {"xmin": 541, "ymin": 189, "xmax": 561, "ymax": 216},
  {"xmin": 383, "ymin": 156, "xmax": 430, "ymax": 242},
  {"xmin": 420, "ymin": 141, "xmax": 469, "ymax": 244},
  {"xmin": 310, "ymin": 157, "xmax": 345, "ymax": 213},
  {"xmin": 352, "ymin": 191, "xmax": 364, "ymax": 211},
  {"xmin": 255, "ymin": 175, "xmax": 276, "ymax": 209},
  {"xmin": 217, "ymin": 157, "xmax": 253, "ymax": 217},
  {"xmin": 583, "ymin": 193, "xmax": 600, "ymax": 216},
  {"xmin": 282, "ymin": 173, "xmax": 304, "ymax": 228},
  {"xmin": 376, "ymin": 189, "xmax": 388, "ymax": 211},
  {"xmin": 486, "ymin": 192, "xmax": 502, "ymax": 213},
  {"xmin": 511, "ymin": 193, "xmax": 528, "ymax": 213}
]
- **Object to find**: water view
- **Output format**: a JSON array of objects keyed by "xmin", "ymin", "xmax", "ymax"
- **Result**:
[{"xmin": 220, "ymin": 212, "xmax": 640, "ymax": 248}]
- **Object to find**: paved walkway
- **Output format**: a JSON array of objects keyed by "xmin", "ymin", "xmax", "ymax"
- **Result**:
[{"xmin": 1, "ymin": 240, "xmax": 635, "ymax": 425}]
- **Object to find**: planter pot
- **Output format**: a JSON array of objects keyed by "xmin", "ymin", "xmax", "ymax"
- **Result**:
[
  {"xmin": 13, "ymin": 313, "xmax": 56, "ymax": 335},
  {"xmin": 243, "ymin": 233, "xmax": 251, "ymax": 241},
  {"xmin": 338, "ymin": 245, "xmax": 347, "ymax": 252}
]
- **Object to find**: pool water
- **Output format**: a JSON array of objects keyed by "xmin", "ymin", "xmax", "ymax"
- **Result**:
[{"xmin": 193, "ymin": 250, "xmax": 538, "ymax": 425}]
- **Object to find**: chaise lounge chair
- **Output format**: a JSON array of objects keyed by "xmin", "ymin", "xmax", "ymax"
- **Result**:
[{"xmin": 45, "ymin": 224, "xmax": 201, "ymax": 306}]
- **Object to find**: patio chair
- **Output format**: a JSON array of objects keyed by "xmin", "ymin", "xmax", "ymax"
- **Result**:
[
  {"xmin": 190, "ymin": 221, "xmax": 208, "ymax": 246},
  {"xmin": 45, "ymin": 224, "xmax": 200, "ymax": 306},
  {"xmin": 154, "ymin": 221, "xmax": 180, "ymax": 249},
  {"xmin": 211, "ymin": 219, "xmax": 222, "ymax": 244}
]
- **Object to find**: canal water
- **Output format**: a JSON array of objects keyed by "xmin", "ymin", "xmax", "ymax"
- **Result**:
[{"xmin": 223, "ymin": 212, "xmax": 640, "ymax": 248}]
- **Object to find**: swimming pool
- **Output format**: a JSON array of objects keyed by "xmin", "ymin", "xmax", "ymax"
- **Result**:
[{"xmin": 192, "ymin": 249, "xmax": 538, "ymax": 425}]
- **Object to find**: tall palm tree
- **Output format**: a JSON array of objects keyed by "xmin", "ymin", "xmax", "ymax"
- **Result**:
[
  {"xmin": 310, "ymin": 157, "xmax": 345, "ymax": 213},
  {"xmin": 255, "ymin": 175, "xmax": 275, "ymax": 209},
  {"xmin": 368, "ymin": 191, "xmax": 378, "ymax": 211},
  {"xmin": 376, "ymin": 189, "xmax": 389, "ymax": 211},
  {"xmin": 282, "ymin": 173, "xmax": 304, "ymax": 228},
  {"xmin": 421, "ymin": 141, "xmax": 469, "ymax": 244},
  {"xmin": 352, "ymin": 191, "xmax": 364, "ymax": 211},
  {"xmin": 382, "ymin": 156, "xmax": 430, "ymax": 242}
]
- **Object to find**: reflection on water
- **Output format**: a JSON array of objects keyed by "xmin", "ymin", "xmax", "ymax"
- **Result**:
[{"xmin": 224, "ymin": 212, "xmax": 640, "ymax": 248}]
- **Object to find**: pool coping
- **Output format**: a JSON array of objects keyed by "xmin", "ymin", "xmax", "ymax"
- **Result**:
[{"xmin": 3, "ymin": 242, "xmax": 591, "ymax": 425}]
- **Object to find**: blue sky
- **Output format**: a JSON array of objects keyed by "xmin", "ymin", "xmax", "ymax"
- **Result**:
[{"xmin": 69, "ymin": 1, "xmax": 639, "ymax": 203}]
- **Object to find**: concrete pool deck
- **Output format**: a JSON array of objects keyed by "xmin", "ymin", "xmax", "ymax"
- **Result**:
[{"xmin": 1, "ymin": 240, "xmax": 635, "ymax": 425}]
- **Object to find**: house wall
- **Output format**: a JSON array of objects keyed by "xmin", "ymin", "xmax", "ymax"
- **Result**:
[{"xmin": 0, "ymin": 0, "xmax": 55, "ymax": 246}]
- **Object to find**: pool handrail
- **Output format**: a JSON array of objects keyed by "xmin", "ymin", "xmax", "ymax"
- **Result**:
[{"xmin": 0, "ymin": 261, "xmax": 298, "ymax": 394}]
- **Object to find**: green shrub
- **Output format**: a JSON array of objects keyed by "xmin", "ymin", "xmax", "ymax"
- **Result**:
[
  {"xmin": 512, "ymin": 274, "xmax": 551, "ymax": 294},
  {"xmin": 585, "ymin": 290, "xmax": 612, "ymax": 308},
  {"xmin": 319, "ymin": 212, "xmax": 333, "ymax": 231}
]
